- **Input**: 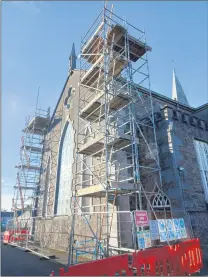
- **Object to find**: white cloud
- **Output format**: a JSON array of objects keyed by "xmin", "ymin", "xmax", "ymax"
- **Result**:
[{"xmin": 1, "ymin": 193, "xmax": 13, "ymax": 211}]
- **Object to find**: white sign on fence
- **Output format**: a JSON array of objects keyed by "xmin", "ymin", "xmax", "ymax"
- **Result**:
[
  {"xmin": 166, "ymin": 219, "xmax": 176, "ymax": 241},
  {"xmin": 157, "ymin": 218, "xmax": 187, "ymax": 242},
  {"xmin": 149, "ymin": 220, "xmax": 159, "ymax": 240},
  {"xmin": 157, "ymin": 219, "xmax": 167, "ymax": 241},
  {"xmin": 137, "ymin": 230, "xmax": 151, "ymax": 249}
]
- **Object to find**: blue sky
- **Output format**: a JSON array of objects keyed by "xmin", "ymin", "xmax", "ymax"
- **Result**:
[{"xmin": 2, "ymin": 1, "xmax": 208, "ymax": 210}]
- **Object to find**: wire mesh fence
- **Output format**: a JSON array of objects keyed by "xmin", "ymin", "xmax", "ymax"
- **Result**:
[{"xmin": 5, "ymin": 208, "xmax": 194, "ymax": 266}]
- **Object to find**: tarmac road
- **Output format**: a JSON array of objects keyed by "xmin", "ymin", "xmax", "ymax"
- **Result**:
[{"xmin": 1, "ymin": 243, "xmax": 65, "ymax": 276}]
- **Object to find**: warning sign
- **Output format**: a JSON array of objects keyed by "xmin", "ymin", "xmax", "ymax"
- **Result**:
[
  {"xmin": 137, "ymin": 231, "xmax": 151, "ymax": 249},
  {"xmin": 134, "ymin": 210, "xmax": 149, "ymax": 227}
]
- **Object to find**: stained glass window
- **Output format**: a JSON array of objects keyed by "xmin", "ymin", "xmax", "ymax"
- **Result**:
[
  {"xmin": 195, "ymin": 140, "xmax": 208, "ymax": 203},
  {"xmin": 56, "ymin": 122, "xmax": 74, "ymax": 215}
]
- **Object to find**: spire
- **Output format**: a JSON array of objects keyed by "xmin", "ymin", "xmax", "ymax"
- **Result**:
[
  {"xmin": 69, "ymin": 43, "xmax": 77, "ymax": 72},
  {"xmin": 172, "ymin": 62, "xmax": 189, "ymax": 106}
]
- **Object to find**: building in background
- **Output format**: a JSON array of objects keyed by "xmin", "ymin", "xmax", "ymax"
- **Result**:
[
  {"xmin": 1, "ymin": 211, "xmax": 13, "ymax": 232},
  {"xmin": 1, "ymin": 211, "xmax": 22, "ymax": 232}
]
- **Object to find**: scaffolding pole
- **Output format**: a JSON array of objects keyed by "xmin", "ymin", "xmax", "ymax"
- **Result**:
[
  {"xmin": 12, "ymin": 90, "xmax": 49, "ymax": 233},
  {"xmin": 68, "ymin": 3, "xmax": 172, "ymax": 265}
]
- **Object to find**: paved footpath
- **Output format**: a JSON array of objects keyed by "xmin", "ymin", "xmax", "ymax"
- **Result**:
[{"xmin": 1, "ymin": 243, "xmax": 65, "ymax": 276}]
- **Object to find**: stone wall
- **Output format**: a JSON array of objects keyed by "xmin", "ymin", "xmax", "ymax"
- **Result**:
[
  {"xmin": 35, "ymin": 216, "xmax": 71, "ymax": 252},
  {"xmin": 34, "ymin": 210, "xmax": 131, "ymax": 253},
  {"xmin": 155, "ymin": 104, "xmax": 208, "ymax": 269}
]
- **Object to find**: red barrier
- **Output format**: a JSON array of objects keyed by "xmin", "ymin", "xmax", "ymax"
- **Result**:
[
  {"xmin": 60, "ymin": 254, "xmax": 131, "ymax": 276},
  {"xmin": 132, "ymin": 243, "xmax": 183, "ymax": 276},
  {"xmin": 180, "ymin": 239, "xmax": 202, "ymax": 275},
  {"xmin": 132, "ymin": 239, "xmax": 202, "ymax": 276},
  {"xmin": 3, "ymin": 231, "xmax": 11, "ymax": 244},
  {"xmin": 58, "ymin": 239, "xmax": 202, "ymax": 276},
  {"xmin": 3, "ymin": 229, "xmax": 29, "ymax": 243}
]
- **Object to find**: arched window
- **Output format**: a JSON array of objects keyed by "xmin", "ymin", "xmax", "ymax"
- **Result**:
[
  {"xmin": 152, "ymin": 193, "xmax": 171, "ymax": 209},
  {"xmin": 43, "ymin": 157, "xmax": 51, "ymax": 217},
  {"xmin": 54, "ymin": 121, "xmax": 74, "ymax": 215}
]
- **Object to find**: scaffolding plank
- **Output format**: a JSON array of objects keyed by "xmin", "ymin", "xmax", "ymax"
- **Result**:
[
  {"xmin": 80, "ymin": 91, "xmax": 104, "ymax": 121},
  {"xmin": 82, "ymin": 22, "xmax": 104, "ymax": 64},
  {"xmin": 76, "ymin": 184, "xmax": 136, "ymax": 197},
  {"xmin": 81, "ymin": 53, "xmax": 127, "ymax": 88},
  {"xmin": 13, "ymin": 186, "xmax": 35, "ymax": 190},
  {"xmin": 78, "ymin": 133, "xmax": 137, "ymax": 156},
  {"xmin": 76, "ymin": 184, "xmax": 106, "ymax": 197},
  {"xmin": 81, "ymin": 55, "xmax": 103, "ymax": 87},
  {"xmin": 78, "ymin": 133, "xmax": 104, "ymax": 156},
  {"xmin": 108, "ymin": 24, "xmax": 152, "ymax": 62},
  {"xmin": 108, "ymin": 135, "xmax": 135, "ymax": 149},
  {"xmin": 80, "ymin": 93, "xmax": 131, "ymax": 121},
  {"xmin": 15, "ymin": 165, "xmax": 40, "ymax": 171},
  {"xmin": 109, "ymin": 93, "xmax": 131, "ymax": 111},
  {"xmin": 21, "ymin": 145, "xmax": 42, "ymax": 153},
  {"xmin": 23, "ymin": 116, "xmax": 49, "ymax": 135}
]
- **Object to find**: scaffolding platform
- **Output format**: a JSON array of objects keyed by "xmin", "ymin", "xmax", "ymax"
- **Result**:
[
  {"xmin": 13, "ymin": 186, "xmax": 35, "ymax": 190},
  {"xmin": 21, "ymin": 145, "xmax": 42, "ymax": 153},
  {"xmin": 76, "ymin": 184, "xmax": 136, "ymax": 197},
  {"xmin": 78, "ymin": 133, "xmax": 137, "ymax": 156},
  {"xmin": 82, "ymin": 21, "xmax": 104, "ymax": 62},
  {"xmin": 17, "ymin": 180, "xmax": 38, "ymax": 185},
  {"xmin": 23, "ymin": 116, "xmax": 49, "ymax": 135},
  {"xmin": 108, "ymin": 24, "xmax": 152, "ymax": 62},
  {"xmin": 79, "ymin": 133, "xmax": 104, "ymax": 156},
  {"xmin": 82, "ymin": 23, "xmax": 151, "ymax": 64},
  {"xmin": 15, "ymin": 165, "xmax": 40, "ymax": 171},
  {"xmin": 81, "ymin": 52, "xmax": 127, "ymax": 88},
  {"xmin": 80, "ymin": 92, "xmax": 131, "ymax": 121}
]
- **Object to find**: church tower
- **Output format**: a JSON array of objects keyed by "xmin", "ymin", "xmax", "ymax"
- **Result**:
[
  {"xmin": 68, "ymin": 43, "xmax": 77, "ymax": 73},
  {"xmin": 172, "ymin": 65, "xmax": 189, "ymax": 106}
]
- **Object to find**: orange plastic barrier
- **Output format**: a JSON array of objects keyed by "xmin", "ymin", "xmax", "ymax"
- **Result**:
[
  {"xmin": 59, "ymin": 239, "xmax": 203, "ymax": 276},
  {"xmin": 3, "ymin": 229, "xmax": 29, "ymax": 243},
  {"xmin": 3, "ymin": 231, "xmax": 11, "ymax": 244}
]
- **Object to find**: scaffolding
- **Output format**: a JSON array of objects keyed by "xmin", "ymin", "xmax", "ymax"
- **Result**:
[
  {"xmin": 12, "ymin": 94, "xmax": 50, "ymax": 227},
  {"xmin": 69, "ymin": 4, "xmax": 172, "ymax": 265}
]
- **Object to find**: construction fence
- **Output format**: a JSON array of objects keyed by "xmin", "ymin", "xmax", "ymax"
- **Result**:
[
  {"xmin": 58, "ymin": 239, "xmax": 203, "ymax": 276},
  {"xmin": 4, "ymin": 209, "xmax": 194, "ymax": 265}
]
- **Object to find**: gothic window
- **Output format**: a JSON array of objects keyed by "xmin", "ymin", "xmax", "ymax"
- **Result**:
[
  {"xmin": 55, "ymin": 122, "xmax": 74, "ymax": 215},
  {"xmin": 152, "ymin": 193, "xmax": 171, "ymax": 209},
  {"xmin": 194, "ymin": 140, "xmax": 208, "ymax": 203},
  {"xmin": 43, "ymin": 157, "xmax": 50, "ymax": 217}
]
